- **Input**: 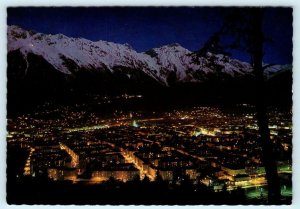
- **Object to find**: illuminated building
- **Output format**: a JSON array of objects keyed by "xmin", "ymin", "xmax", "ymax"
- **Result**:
[
  {"xmin": 91, "ymin": 163, "xmax": 139, "ymax": 182},
  {"xmin": 48, "ymin": 167, "xmax": 77, "ymax": 181}
]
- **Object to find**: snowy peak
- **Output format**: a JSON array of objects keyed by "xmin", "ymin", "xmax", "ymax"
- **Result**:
[
  {"xmin": 8, "ymin": 25, "xmax": 157, "ymax": 77},
  {"xmin": 145, "ymin": 43, "xmax": 191, "ymax": 58},
  {"xmin": 156, "ymin": 43, "xmax": 190, "ymax": 52},
  {"xmin": 144, "ymin": 44, "xmax": 194, "ymax": 82},
  {"xmin": 7, "ymin": 25, "xmax": 288, "ymax": 86}
]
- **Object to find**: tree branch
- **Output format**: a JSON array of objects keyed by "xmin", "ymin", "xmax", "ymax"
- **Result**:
[{"xmin": 262, "ymin": 63, "xmax": 276, "ymax": 71}]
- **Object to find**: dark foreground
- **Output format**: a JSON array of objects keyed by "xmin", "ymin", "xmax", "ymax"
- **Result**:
[
  {"xmin": 7, "ymin": 146, "xmax": 291, "ymax": 205},
  {"xmin": 7, "ymin": 175, "xmax": 292, "ymax": 205}
]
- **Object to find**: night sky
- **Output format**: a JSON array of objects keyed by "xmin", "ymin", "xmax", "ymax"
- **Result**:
[{"xmin": 7, "ymin": 7, "xmax": 293, "ymax": 64}]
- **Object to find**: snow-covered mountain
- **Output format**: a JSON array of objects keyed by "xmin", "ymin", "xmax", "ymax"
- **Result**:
[
  {"xmin": 145, "ymin": 44, "xmax": 255, "ymax": 82},
  {"xmin": 7, "ymin": 25, "xmax": 293, "ymax": 111},
  {"xmin": 7, "ymin": 25, "xmax": 290, "ymax": 86},
  {"xmin": 7, "ymin": 25, "xmax": 162, "ymax": 81}
]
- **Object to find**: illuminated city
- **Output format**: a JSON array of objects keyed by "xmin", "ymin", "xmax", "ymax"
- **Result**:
[
  {"xmin": 7, "ymin": 95, "xmax": 292, "ymax": 204},
  {"xmin": 6, "ymin": 7, "xmax": 292, "ymax": 205}
]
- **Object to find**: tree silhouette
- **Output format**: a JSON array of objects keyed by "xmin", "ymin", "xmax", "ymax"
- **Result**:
[
  {"xmin": 251, "ymin": 9, "xmax": 281, "ymax": 204},
  {"xmin": 199, "ymin": 8, "xmax": 282, "ymax": 204}
]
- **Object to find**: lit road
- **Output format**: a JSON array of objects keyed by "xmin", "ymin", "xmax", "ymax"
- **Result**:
[
  {"xmin": 63, "ymin": 117, "xmax": 165, "ymax": 133},
  {"xmin": 24, "ymin": 147, "xmax": 35, "ymax": 176},
  {"xmin": 120, "ymin": 150, "xmax": 155, "ymax": 181},
  {"xmin": 100, "ymin": 140, "xmax": 155, "ymax": 181}
]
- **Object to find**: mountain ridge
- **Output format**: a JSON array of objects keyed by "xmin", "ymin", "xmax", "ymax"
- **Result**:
[
  {"xmin": 10, "ymin": 25, "xmax": 284, "ymax": 86},
  {"xmin": 7, "ymin": 25, "xmax": 292, "ymax": 110}
]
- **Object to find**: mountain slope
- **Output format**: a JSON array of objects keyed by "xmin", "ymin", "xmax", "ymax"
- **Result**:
[
  {"xmin": 7, "ymin": 25, "xmax": 292, "ymax": 111},
  {"xmin": 8, "ymin": 25, "xmax": 163, "ymax": 83},
  {"xmin": 8, "ymin": 25, "xmax": 265, "ymax": 86}
]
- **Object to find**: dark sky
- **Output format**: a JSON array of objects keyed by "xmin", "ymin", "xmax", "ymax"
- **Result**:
[{"xmin": 7, "ymin": 7, "xmax": 293, "ymax": 64}]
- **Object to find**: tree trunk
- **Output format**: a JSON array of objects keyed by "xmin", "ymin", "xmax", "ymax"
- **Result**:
[{"xmin": 251, "ymin": 8, "xmax": 281, "ymax": 204}]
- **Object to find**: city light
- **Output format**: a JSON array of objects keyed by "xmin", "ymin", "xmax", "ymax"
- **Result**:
[{"xmin": 8, "ymin": 104, "xmax": 292, "ymax": 202}]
